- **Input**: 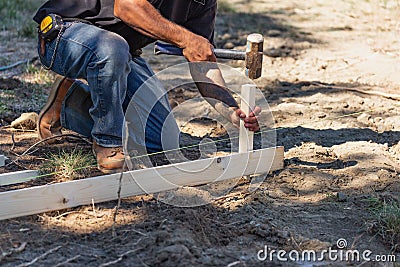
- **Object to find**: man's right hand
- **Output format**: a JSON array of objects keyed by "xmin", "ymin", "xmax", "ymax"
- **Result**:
[
  {"xmin": 115, "ymin": 0, "xmax": 216, "ymax": 63},
  {"xmin": 182, "ymin": 35, "xmax": 216, "ymax": 62}
]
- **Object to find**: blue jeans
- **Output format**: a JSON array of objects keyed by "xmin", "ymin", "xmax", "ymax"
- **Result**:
[{"xmin": 38, "ymin": 22, "xmax": 179, "ymax": 152}]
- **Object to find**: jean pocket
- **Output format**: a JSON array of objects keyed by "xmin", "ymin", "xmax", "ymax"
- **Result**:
[{"xmin": 38, "ymin": 37, "xmax": 58, "ymax": 70}]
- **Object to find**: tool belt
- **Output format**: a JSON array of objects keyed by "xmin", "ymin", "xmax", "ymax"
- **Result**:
[
  {"xmin": 38, "ymin": 14, "xmax": 143, "ymax": 58},
  {"xmin": 38, "ymin": 14, "xmax": 93, "ymax": 42}
]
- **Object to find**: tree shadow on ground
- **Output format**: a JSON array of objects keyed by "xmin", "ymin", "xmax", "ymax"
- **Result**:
[
  {"xmin": 263, "ymin": 80, "xmax": 387, "ymax": 104},
  {"xmin": 215, "ymin": 10, "xmax": 318, "ymax": 57},
  {"xmin": 276, "ymin": 127, "xmax": 400, "ymax": 150}
]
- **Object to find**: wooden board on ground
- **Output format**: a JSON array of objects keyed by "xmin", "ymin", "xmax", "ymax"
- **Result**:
[
  {"xmin": 0, "ymin": 147, "xmax": 284, "ymax": 220},
  {"xmin": 0, "ymin": 170, "xmax": 38, "ymax": 186},
  {"xmin": 0, "ymin": 155, "xmax": 5, "ymax": 167}
]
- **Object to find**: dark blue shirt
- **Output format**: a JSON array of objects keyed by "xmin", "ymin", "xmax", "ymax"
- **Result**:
[{"xmin": 33, "ymin": 0, "xmax": 216, "ymax": 55}]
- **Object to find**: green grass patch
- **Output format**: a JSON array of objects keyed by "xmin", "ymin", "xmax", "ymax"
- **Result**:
[
  {"xmin": 0, "ymin": 0, "xmax": 42, "ymax": 37},
  {"xmin": 39, "ymin": 148, "xmax": 96, "ymax": 181},
  {"xmin": 368, "ymin": 197, "xmax": 400, "ymax": 252}
]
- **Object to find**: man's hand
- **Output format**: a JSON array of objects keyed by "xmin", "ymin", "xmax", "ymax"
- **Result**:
[
  {"xmin": 182, "ymin": 35, "xmax": 216, "ymax": 62},
  {"xmin": 231, "ymin": 106, "xmax": 261, "ymax": 132}
]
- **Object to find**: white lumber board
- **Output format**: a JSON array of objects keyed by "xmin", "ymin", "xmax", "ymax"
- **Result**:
[
  {"xmin": 0, "ymin": 170, "xmax": 38, "ymax": 186},
  {"xmin": 239, "ymin": 84, "xmax": 256, "ymax": 153},
  {"xmin": 0, "ymin": 147, "xmax": 284, "ymax": 220},
  {"xmin": 0, "ymin": 155, "xmax": 5, "ymax": 167}
]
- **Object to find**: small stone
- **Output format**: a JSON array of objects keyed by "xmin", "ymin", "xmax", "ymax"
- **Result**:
[
  {"xmin": 11, "ymin": 112, "xmax": 38, "ymax": 130},
  {"xmin": 357, "ymin": 113, "xmax": 371, "ymax": 124},
  {"xmin": 267, "ymin": 29, "xmax": 282, "ymax": 37},
  {"xmin": 223, "ymin": 42, "xmax": 235, "ymax": 49},
  {"xmin": 374, "ymin": 117, "xmax": 383, "ymax": 123},
  {"xmin": 221, "ymin": 33, "xmax": 232, "ymax": 40},
  {"xmin": 265, "ymin": 48, "xmax": 281, "ymax": 58},
  {"xmin": 337, "ymin": 192, "xmax": 348, "ymax": 202}
]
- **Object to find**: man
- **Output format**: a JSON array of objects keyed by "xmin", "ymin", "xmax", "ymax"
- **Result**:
[{"xmin": 33, "ymin": 0, "xmax": 260, "ymax": 174}]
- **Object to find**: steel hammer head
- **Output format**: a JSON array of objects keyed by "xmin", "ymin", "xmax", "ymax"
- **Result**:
[{"xmin": 245, "ymin": 33, "xmax": 264, "ymax": 80}]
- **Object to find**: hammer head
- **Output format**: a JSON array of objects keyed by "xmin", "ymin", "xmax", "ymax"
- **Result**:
[{"xmin": 245, "ymin": 33, "xmax": 264, "ymax": 79}]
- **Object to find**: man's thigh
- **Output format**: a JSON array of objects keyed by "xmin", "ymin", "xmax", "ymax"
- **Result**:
[{"xmin": 38, "ymin": 22, "xmax": 130, "ymax": 79}]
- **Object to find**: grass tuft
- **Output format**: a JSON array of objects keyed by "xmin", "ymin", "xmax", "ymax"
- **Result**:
[
  {"xmin": 39, "ymin": 148, "xmax": 96, "ymax": 182},
  {"xmin": 368, "ymin": 197, "xmax": 400, "ymax": 252}
]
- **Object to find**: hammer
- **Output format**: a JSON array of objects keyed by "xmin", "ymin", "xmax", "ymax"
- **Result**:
[
  {"xmin": 155, "ymin": 33, "xmax": 264, "ymax": 153},
  {"xmin": 154, "ymin": 33, "xmax": 263, "ymax": 80}
]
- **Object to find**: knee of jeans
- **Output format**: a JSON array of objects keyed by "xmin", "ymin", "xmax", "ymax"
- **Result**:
[{"xmin": 93, "ymin": 33, "xmax": 131, "ymax": 72}]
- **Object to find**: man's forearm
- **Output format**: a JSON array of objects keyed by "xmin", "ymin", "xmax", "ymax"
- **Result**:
[
  {"xmin": 114, "ymin": 0, "xmax": 189, "ymax": 47},
  {"xmin": 114, "ymin": 0, "xmax": 215, "ymax": 62},
  {"xmin": 189, "ymin": 63, "xmax": 240, "ymax": 121}
]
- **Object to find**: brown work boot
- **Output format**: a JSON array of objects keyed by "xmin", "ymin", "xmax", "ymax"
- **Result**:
[
  {"xmin": 37, "ymin": 76, "xmax": 74, "ymax": 142},
  {"xmin": 92, "ymin": 141, "xmax": 125, "ymax": 174}
]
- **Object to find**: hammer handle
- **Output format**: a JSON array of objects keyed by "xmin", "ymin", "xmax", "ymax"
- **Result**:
[{"xmin": 154, "ymin": 42, "xmax": 246, "ymax": 60}]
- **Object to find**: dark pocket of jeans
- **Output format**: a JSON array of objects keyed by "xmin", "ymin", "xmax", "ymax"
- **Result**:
[{"xmin": 38, "ymin": 34, "xmax": 59, "ymax": 69}]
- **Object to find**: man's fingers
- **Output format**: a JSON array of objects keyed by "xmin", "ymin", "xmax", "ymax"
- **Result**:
[
  {"xmin": 244, "ymin": 126, "xmax": 260, "ymax": 132},
  {"xmin": 250, "ymin": 106, "xmax": 261, "ymax": 117},
  {"xmin": 236, "ymin": 109, "xmax": 246, "ymax": 118},
  {"xmin": 244, "ymin": 116, "xmax": 259, "ymax": 123}
]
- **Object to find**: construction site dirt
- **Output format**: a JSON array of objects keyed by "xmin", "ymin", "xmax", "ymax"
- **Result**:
[{"xmin": 0, "ymin": 1, "xmax": 399, "ymax": 266}]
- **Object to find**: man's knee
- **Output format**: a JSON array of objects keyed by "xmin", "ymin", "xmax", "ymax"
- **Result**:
[{"xmin": 91, "ymin": 31, "xmax": 131, "ymax": 70}]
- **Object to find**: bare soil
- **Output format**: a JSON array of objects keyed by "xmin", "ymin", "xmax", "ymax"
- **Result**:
[{"xmin": 0, "ymin": 1, "xmax": 400, "ymax": 266}]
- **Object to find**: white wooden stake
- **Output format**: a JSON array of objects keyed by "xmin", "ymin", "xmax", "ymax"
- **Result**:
[{"xmin": 239, "ymin": 84, "xmax": 256, "ymax": 153}]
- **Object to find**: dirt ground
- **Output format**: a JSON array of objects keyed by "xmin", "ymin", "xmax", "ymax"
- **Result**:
[{"xmin": 1, "ymin": 0, "xmax": 400, "ymax": 266}]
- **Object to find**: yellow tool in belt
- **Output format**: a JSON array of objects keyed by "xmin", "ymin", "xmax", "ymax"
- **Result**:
[{"xmin": 39, "ymin": 14, "xmax": 63, "ymax": 41}]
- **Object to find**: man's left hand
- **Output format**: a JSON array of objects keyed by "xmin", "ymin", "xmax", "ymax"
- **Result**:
[{"xmin": 231, "ymin": 106, "xmax": 261, "ymax": 132}]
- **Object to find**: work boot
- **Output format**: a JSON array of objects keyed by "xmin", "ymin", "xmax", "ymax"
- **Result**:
[
  {"xmin": 92, "ymin": 141, "xmax": 125, "ymax": 174},
  {"xmin": 37, "ymin": 76, "xmax": 74, "ymax": 142}
]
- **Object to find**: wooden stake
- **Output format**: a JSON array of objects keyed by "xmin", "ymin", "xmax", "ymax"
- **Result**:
[
  {"xmin": 239, "ymin": 84, "xmax": 256, "ymax": 153},
  {"xmin": 0, "ymin": 147, "xmax": 283, "ymax": 220}
]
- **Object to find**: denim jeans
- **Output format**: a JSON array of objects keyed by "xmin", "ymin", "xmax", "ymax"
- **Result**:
[{"xmin": 38, "ymin": 22, "xmax": 179, "ymax": 153}]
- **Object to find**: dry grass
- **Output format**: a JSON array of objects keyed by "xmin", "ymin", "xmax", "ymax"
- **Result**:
[
  {"xmin": 39, "ymin": 148, "xmax": 96, "ymax": 182},
  {"xmin": 368, "ymin": 197, "xmax": 400, "ymax": 252}
]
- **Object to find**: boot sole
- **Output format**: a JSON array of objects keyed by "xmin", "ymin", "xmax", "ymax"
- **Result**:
[
  {"xmin": 97, "ymin": 165, "xmax": 125, "ymax": 174},
  {"xmin": 37, "ymin": 76, "xmax": 67, "ymax": 141}
]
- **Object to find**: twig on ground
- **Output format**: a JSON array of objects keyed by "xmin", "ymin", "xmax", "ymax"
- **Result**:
[
  {"xmin": 121, "ymin": 229, "xmax": 148, "ymax": 237},
  {"xmin": 51, "ymin": 211, "xmax": 80, "ymax": 220},
  {"xmin": 53, "ymin": 255, "xmax": 81, "ymax": 267},
  {"xmin": 290, "ymin": 234, "xmax": 302, "ymax": 252},
  {"xmin": 10, "ymin": 160, "xmax": 28, "ymax": 170},
  {"xmin": 312, "ymin": 82, "xmax": 400, "ymax": 101},
  {"xmin": 17, "ymin": 245, "xmax": 62, "ymax": 267},
  {"xmin": 10, "ymin": 132, "xmax": 16, "ymax": 151},
  {"xmin": 0, "ymin": 242, "xmax": 27, "ymax": 263},
  {"xmin": 6, "ymin": 133, "xmax": 91, "ymax": 167},
  {"xmin": 92, "ymin": 198, "xmax": 97, "ymax": 218},
  {"xmin": 112, "ymin": 167, "xmax": 125, "ymax": 237},
  {"xmin": 99, "ymin": 248, "xmax": 142, "ymax": 267},
  {"xmin": 12, "ymin": 242, "xmax": 27, "ymax": 253},
  {"xmin": 99, "ymin": 238, "xmax": 145, "ymax": 267}
]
